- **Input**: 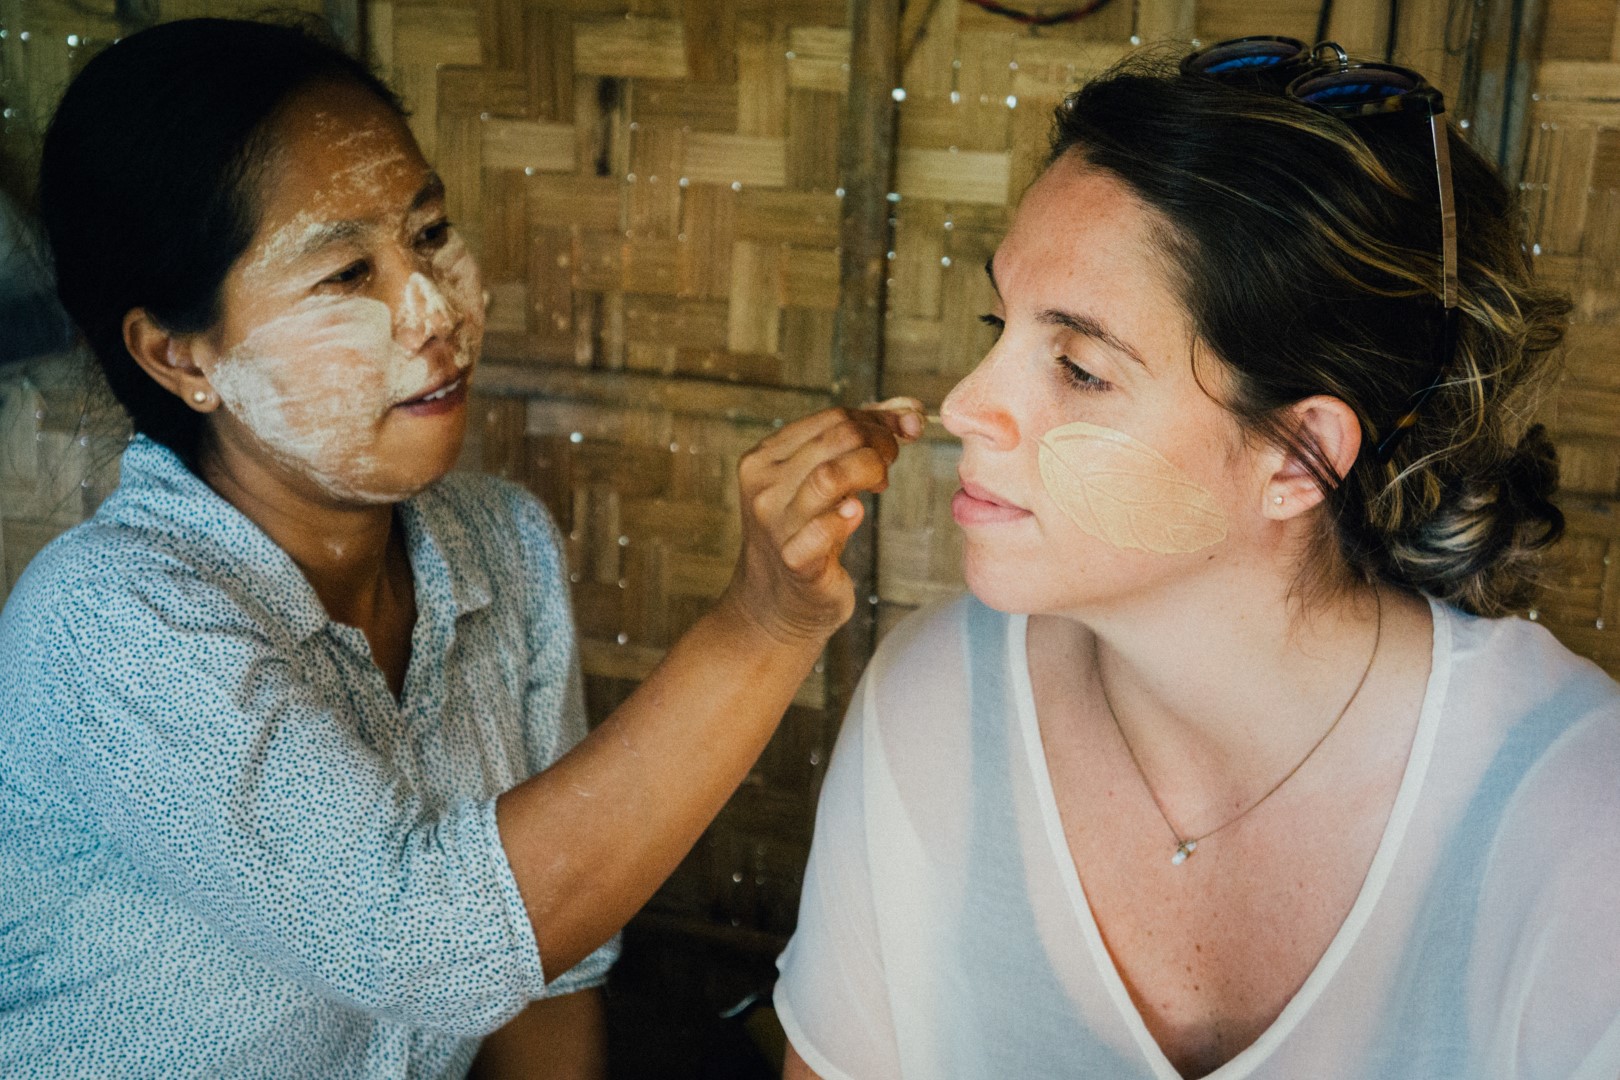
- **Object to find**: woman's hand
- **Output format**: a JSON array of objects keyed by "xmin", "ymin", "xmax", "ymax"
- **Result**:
[
  {"xmin": 497, "ymin": 398, "xmax": 923, "ymax": 978},
  {"xmin": 720, "ymin": 399, "xmax": 925, "ymax": 645}
]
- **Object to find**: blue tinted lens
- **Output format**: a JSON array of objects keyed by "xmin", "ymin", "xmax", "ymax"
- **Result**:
[
  {"xmin": 1205, "ymin": 54, "xmax": 1287, "ymax": 73},
  {"xmin": 1299, "ymin": 80, "xmax": 1407, "ymax": 105}
]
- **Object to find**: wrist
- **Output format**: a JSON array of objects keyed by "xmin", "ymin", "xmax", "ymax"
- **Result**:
[{"xmin": 710, "ymin": 581, "xmax": 836, "ymax": 656}]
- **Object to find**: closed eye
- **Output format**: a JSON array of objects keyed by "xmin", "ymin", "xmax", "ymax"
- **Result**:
[
  {"xmin": 979, "ymin": 313, "xmax": 1003, "ymax": 337},
  {"xmin": 1057, "ymin": 356, "xmax": 1109, "ymax": 392}
]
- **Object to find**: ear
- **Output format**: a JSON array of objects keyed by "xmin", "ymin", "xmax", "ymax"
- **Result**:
[
  {"xmin": 122, "ymin": 308, "xmax": 221, "ymax": 413},
  {"xmin": 1262, "ymin": 395, "xmax": 1363, "ymax": 519}
]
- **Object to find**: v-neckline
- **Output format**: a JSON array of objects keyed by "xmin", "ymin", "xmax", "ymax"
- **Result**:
[{"xmin": 1004, "ymin": 597, "xmax": 1453, "ymax": 1079}]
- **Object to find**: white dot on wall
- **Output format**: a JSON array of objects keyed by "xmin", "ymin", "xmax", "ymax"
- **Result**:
[
  {"xmin": 569, "ymin": 431, "xmax": 583, "ymax": 443},
  {"xmin": 835, "ymin": 186, "xmax": 846, "ymax": 198},
  {"xmin": 1006, "ymin": 95, "xmax": 1018, "ymax": 109},
  {"xmin": 19, "ymin": 31, "xmax": 31, "ymax": 41},
  {"xmin": 886, "ymin": 191, "xmax": 901, "ymax": 202},
  {"xmin": 626, "ymin": 172, "xmax": 636, "ymax": 183},
  {"xmin": 1532, "ymin": 243, "xmax": 1542, "ymax": 255},
  {"xmin": 731, "ymin": 181, "xmax": 743, "ymax": 192},
  {"xmin": 949, "ymin": 90, "xmax": 961, "ymax": 104},
  {"xmin": 66, "ymin": 34, "xmax": 80, "ymax": 46},
  {"xmin": 616, "ymin": 632, "xmax": 629, "ymax": 645},
  {"xmin": 1459, "ymin": 118, "xmax": 1471, "ymax": 129},
  {"xmin": 941, "ymin": 256, "xmax": 952, "ymax": 267},
  {"xmin": 524, "ymin": 166, "xmax": 535, "ymax": 176},
  {"xmin": 678, "ymin": 176, "xmax": 690, "ymax": 187},
  {"xmin": 785, "ymin": 50, "xmax": 796, "ymax": 59},
  {"xmin": 891, "ymin": 87, "xmax": 907, "ymax": 102},
  {"xmin": 479, "ymin": 111, "xmax": 489, "ymax": 121}
]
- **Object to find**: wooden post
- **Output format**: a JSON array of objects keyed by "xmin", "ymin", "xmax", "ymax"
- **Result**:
[{"xmin": 827, "ymin": 0, "xmax": 900, "ymax": 745}]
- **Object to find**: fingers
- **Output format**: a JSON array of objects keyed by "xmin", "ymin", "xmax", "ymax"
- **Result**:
[
  {"xmin": 782, "ymin": 446, "xmax": 891, "ymax": 534},
  {"xmin": 779, "ymin": 499, "xmax": 865, "ymax": 577},
  {"xmin": 863, "ymin": 396, "xmax": 926, "ymax": 442},
  {"xmin": 748, "ymin": 398, "xmax": 926, "ymax": 468}
]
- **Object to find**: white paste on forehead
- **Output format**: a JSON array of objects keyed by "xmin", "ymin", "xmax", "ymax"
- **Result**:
[{"xmin": 1037, "ymin": 420, "xmax": 1227, "ymax": 554}]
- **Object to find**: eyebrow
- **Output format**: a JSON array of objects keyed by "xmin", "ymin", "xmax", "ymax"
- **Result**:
[
  {"xmin": 293, "ymin": 174, "xmax": 448, "ymax": 260},
  {"xmin": 983, "ymin": 256, "xmax": 1148, "ymax": 369},
  {"xmin": 410, "ymin": 173, "xmax": 447, "ymax": 213}
]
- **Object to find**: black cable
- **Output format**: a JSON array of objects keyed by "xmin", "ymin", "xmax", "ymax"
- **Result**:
[
  {"xmin": 1385, "ymin": 0, "xmax": 1400, "ymax": 61},
  {"xmin": 961, "ymin": 0, "xmax": 1118, "ymax": 27},
  {"xmin": 1315, "ymin": 0, "xmax": 1335, "ymax": 46}
]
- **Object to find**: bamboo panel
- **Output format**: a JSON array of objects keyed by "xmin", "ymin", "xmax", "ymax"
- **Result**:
[
  {"xmin": 1523, "ymin": 31, "xmax": 1620, "ymax": 677},
  {"xmin": 0, "ymin": 356, "xmax": 126, "ymax": 606},
  {"xmin": 380, "ymin": 3, "xmax": 855, "ymax": 392}
]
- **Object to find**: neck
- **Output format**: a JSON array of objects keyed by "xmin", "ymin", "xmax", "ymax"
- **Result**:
[
  {"xmin": 198, "ymin": 428, "xmax": 401, "ymax": 628},
  {"xmin": 1043, "ymin": 564, "xmax": 1389, "ymax": 814}
]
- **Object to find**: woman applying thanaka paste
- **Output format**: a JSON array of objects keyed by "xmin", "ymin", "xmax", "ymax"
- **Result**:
[
  {"xmin": 776, "ymin": 42, "xmax": 1620, "ymax": 1080},
  {"xmin": 0, "ymin": 19, "xmax": 921, "ymax": 1077}
]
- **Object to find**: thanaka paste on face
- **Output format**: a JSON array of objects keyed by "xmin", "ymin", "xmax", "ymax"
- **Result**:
[
  {"xmin": 1037, "ymin": 420, "xmax": 1227, "ymax": 554},
  {"xmin": 207, "ymin": 119, "xmax": 484, "ymax": 504}
]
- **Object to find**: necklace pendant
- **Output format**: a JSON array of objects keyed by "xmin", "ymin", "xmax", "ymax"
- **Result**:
[{"xmin": 1171, "ymin": 840, "xmax": 1198, "ymax": 866}]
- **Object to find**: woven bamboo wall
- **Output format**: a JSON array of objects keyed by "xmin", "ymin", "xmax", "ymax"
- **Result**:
[
  {"xmin": 1521, "ymin": 0, "xmax": 1620, "ymax": 672},
  {"xmin": 3, "ymin": 2, "xmax": 1619, "ymax": 1068}
]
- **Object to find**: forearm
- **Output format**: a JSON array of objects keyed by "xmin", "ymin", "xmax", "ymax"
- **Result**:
[{"xmin": 497, "ymin": 593, "xmax": 822, "ymax": 976}]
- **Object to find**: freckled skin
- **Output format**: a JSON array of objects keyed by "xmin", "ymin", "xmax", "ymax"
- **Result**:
[
  {"xmin": 194, "ymin": 81, "xmax": 484, "ymax": 506},
  {"xmin": 940, "ymin": 154, "xmax": 1260, "ymax": 621}
]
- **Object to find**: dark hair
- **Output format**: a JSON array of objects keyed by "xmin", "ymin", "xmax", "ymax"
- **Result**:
[
  {"xmin": 1051, "ymin": 54, "xmax": 1571, "ymax": 616},
  {"xmin": 38, "ymin": 17, "xmax": 404, "ymax": 464}
]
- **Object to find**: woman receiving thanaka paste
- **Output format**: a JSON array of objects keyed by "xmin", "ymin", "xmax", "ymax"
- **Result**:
[
  {"xmin": 0, "ymin": 19, "xmax": 922, "ymax": 1077},
  {"xmin": 775, "ymin": 40, "xmax": 1620, "ymax": 1080}
]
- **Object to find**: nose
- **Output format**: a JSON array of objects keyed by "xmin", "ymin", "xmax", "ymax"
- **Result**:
[
  {"xmin": 941, "ymin": 348, "xmax": 1020, "ymax": 449},
  {"xmin": 394, "ymin": 270, "xmax": 457, "ymax": 351}
]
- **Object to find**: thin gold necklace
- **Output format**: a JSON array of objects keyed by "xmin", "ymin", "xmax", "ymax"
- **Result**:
[{"xmin": 1097, "ymin": 588, "xmax": 1383, "ymax": 866}]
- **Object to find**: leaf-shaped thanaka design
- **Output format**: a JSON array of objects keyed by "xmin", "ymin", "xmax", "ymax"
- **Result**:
[{"xmin": 1037, "ymin": 421, "xmax": 1228, "ymax": 554}]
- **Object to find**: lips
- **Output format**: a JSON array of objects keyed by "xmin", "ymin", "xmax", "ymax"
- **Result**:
[
  {"xmin": 394, "ymin": 373, "xmax": 467, "ymax": 415},
  {"xmin": 952, "ymin": 476, "xmax": 1032, "ymax": 526}
]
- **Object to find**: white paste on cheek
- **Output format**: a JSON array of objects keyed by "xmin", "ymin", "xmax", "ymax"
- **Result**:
[
  {"xmin": 1037, "ymin": 420, "xmax": 1228, "ymax": 554},
  {"xmin": 210, "ymin": 295, "xmax": 403, "ymax": 503}
]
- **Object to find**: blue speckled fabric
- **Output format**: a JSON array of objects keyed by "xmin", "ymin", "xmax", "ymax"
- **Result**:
[{"xmin": 0, "ymin": 436, "xmax": 617, "ymax": 1078}]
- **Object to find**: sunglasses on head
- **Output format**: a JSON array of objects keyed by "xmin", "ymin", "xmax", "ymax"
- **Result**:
[{"xmin": 1182, "ymin": 36, "xmax": 1459, "ymax": 461}]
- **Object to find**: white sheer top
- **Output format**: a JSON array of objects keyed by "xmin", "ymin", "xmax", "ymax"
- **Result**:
[{"xmin": 775, "ymin": 594, "xmax": 1620, "ymax": 1079}]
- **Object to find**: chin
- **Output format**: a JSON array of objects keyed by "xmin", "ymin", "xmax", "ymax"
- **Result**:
[{"xmin": 960, "ymin": 550, "xmax": 1062, "ymax": 616}]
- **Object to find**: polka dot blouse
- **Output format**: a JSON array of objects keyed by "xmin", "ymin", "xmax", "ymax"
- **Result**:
[{"xmin": 0, "ymin": 436, "xmax": 618, "ymax": 1077}]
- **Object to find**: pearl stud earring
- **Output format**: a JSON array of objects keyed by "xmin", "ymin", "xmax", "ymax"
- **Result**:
[
  {"xmin": 191, "ymin": 389, "xmax": 210, "ymax": 405},
  {"xmin": 1273, "ymin": 495, "xmax": 1285, "ymax": 505}
]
